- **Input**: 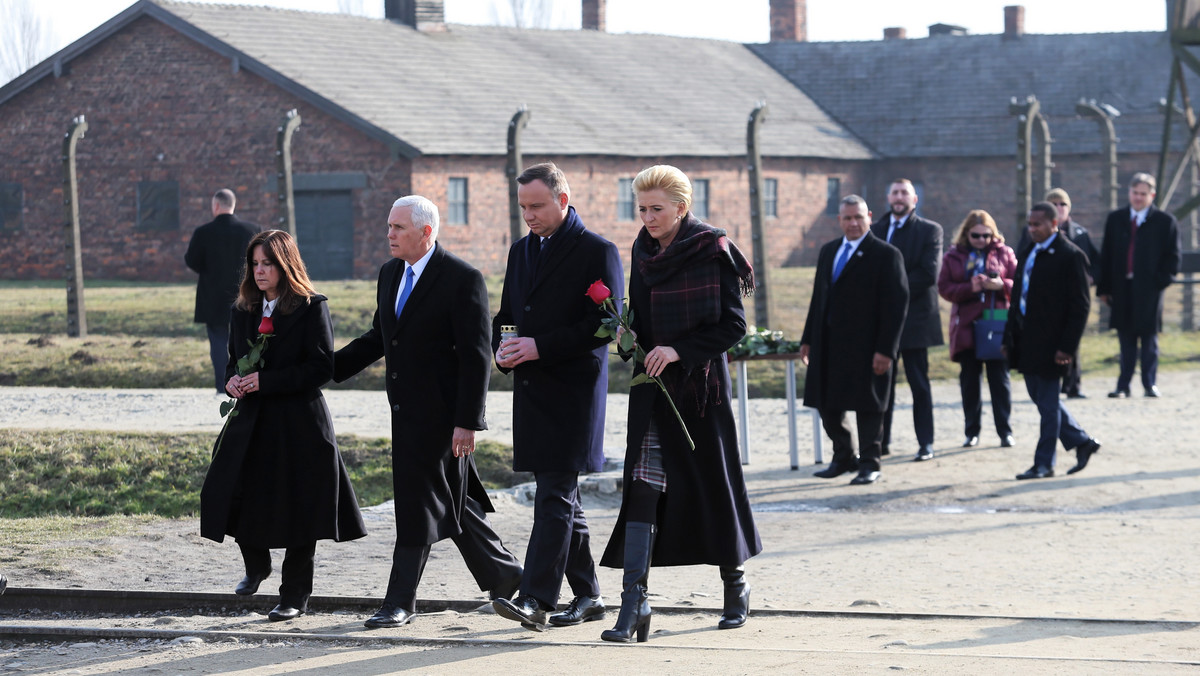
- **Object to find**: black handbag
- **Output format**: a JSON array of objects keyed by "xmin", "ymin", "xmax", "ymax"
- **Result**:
[{"xmin": 973, "ymin": 292, "xmax": 1007, "ymax": 361}]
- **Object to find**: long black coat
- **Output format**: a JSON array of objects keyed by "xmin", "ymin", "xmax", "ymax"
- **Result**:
[
  {"xmin": 1005, "ymin": 235, "xmax": 1091, "ymax": 378},
  {"xmin": 801, "ymin": 232, "xmax": 908, "ymax": 412},
  {"xmin": 600, "ymin": 219, "xmax": 761, "ymax": 568},
  {"xmin": 492, "ymin": 207, "xmax": 624, "ymax": 473},
  {"xmin": 200, "ymin": 295, "xmax": 366, "ymax": 548},
  {"xmin": 184, "ymin": 214, "xmax": 260, "ymax": 325},
  {"xmin": 871, "ymin": 213, "xmax": 943, "ymax": 349},
  {"xmin": 334, "ymin": 244, "xmax": 496, "ymax": 547},
  {"xmin": 1096, "ymin": 205, "xmax": 1181, "ymax": 334}
]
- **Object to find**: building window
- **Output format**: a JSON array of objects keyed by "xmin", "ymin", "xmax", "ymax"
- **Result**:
[
  {"xmin": 763, "ymin": 178, "xmax": 778, "ymax": 219},
  {"xmin": 0, "ymin": 182, "xmax": 22, "ymax": 230},
  {"xmin": 447, "ymin": 177, "xmax": 468, "ymax": 225},
  {"xmin": 692, "ymin": 179, "xmax": 709, "ymax": 220},
  {"xmin": 617, "ymin": 178, "xmax": 634, "ymax": 221},
  {"xmin": 825, "ymin": 177, "xmax": 841, "ymax": 215},
  {"xmin": 137, "ymin": 180, "xmax": 179, "ymax": 231}
]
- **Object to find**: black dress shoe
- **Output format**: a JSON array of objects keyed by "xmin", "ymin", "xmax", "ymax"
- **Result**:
[
  {"xmin": 813, "ymin": 460, "xmax": 858, "ymax": 479},
  {"xmin": 488, "ymin": 571, "xmax": 522, "ymax": 601},
  {"xmin": 548, "ymin": 595, "xmax": 606, "ymax": 627},
  {"xmin": 1107, "ymin": 389, "xmax": 1130, "ymax": 399},
  {"xmin": 962, "ymin": 436, "xmax": 980, "ymax": 448},
  {"xmin": 234, "ymin": 571, "xmax": 269, "ymax": 596},
  {"xmin": 1145, "ymin": 386, "xmax": 1161, "ymax": 398},
  {"xmin": 1066, "ymin": 391, "xmax": 1087, "ymax": 399},
  {"xmin": 1000, "ymin": 435, "xmax": 1016, "ymax": 448},
  {"xmin": 268, "ymin": 604, "xmax": 304, "ymax": 622},
  {"xmin": 364, "ymin": 603, "xmax": 416, "ymax": 629},
  {"xmin": 1068, "ymin": 438, "xmax": 1101, "ymax": 475},
  {"xmin": 849, "ymin": 470, "xmax": 880, "ymax": 485},
  {"xmin": 914, "ymin": 445, "xmax": 934, "ymax": 461},
  {"xmin": 1015, "ymin": 465, "xmax": 1054, "ymax": 480},
  {"xmin": 493, "ymin": 594, "xmax": 548, "ymax": 631}
]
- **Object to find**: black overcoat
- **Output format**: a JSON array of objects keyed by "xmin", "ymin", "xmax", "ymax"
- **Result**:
[
  {"xmin": 492, "ymin": 208, "xmax": 623, "ymax": 473},
  {"xmin": 184, "ymin": 214, "xmax": 260, "ymax": 325},
  {"xmin": 801, "ymin": 232, "xmax": 908, "ymax": 412},
  {"xmin": 871, "ymin": 213, "xmax": 943, "ymax": 349},
  {"xmin": 1005, "ymin": 235, "xmax": 1091, "ymax": 378},
  {"xmin": 200, "ymin": 295, "xmax": 367, "ymax": 548},
  {"xmin": 1096, "ymin": 205, "xmax": 1181, "ymax": 334},
  {"xmin": 600, "ymin": 219, "xmax": 761, "ymax": 568},
  {"xmin": 333, "ymin": 244, "xmax": 496, "ymax": 547}
]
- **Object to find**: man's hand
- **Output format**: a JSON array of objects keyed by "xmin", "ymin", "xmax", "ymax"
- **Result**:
[
  {"xmin": 451, "ymin": 427, "xmax": 475, "ymax": 458},
  {"xmin": 872, "ymin": 352, "xmax": 893, "ymax": 375},
  {"xmin": 496, "ymin": 336, "xmax": 539, "ymax": 368},
  {"xmin": 1054, "ymin": 350, "xmax": 1072, "ymax": 366},
  {"xmin": 798, "ymin": 344, "xmax": 810, "ymax": 366}
]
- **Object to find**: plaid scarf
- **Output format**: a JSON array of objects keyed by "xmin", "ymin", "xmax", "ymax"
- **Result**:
[{"xmin": 633, "ymin": 214, "xmax": 754, "ymax": 417}]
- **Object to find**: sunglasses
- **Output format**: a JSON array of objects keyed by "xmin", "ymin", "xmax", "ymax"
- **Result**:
[{"xmin": 969, "ymin": 232, "xmax": 993, "ymax": 240}]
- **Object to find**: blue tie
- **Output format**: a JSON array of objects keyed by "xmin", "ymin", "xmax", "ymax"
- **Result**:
[
  {"xmin": 1020, "ymin": 245, "xmax": 1041, "ymax": 315},
  {"xmin": 395, "ymin": 266, "xmax": 415, "ymax": 318},
  {"xmin": 832, "ymin": 241, "xmax": 852, "ymax": 283}
]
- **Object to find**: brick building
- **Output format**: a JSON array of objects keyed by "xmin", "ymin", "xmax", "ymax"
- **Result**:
[{"xmin": 0, "ymin": 0, "xmax": 1192, "ymax": 283}]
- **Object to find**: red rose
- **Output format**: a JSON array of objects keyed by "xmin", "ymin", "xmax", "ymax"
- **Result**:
[
  {"xmin": 585, "ymin": 279, "xmax": 611, "ymax": 305},
  {"xmin": 258, "ymin": 315, "xmax": 274, "ymax": 335}
]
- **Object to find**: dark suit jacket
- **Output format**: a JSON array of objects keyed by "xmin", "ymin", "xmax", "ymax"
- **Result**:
[
  {"xmin": 1096, "ymin": 205, "xmax": 1181, "ymax": 334},
  {"xmin": 333, "ymin": 244, "xmax": 494, "ymax": 547},
  {"xmin": 492, "ymin": 207, "xmax": 623, "ymax": 473},
  {"xmin": 871, "ymin": 213, "xmax": 943, "ymax": 349},
  {"xmin": 801, "ymin": 232, "xmax": 908, "ymax": 412},
  {"xmin": 184, "ymin": 213, "xmax": 260, "ymax": 325},
  {"xmin": 1004, "ymin": 235, "xmax": 1091, "ymax": 378}
]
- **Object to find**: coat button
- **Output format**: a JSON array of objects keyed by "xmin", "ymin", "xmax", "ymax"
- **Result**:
[
  {"xmin": 524, "ymin": 305, "xmax": 531, "ymax": 312},
  {"xmin": 392, "ymin": 404, "xmax": 399, "ymax": 411},
  {"xmin": 391, "ymin": 340, "xmax": 398, "ymax": 346},
  {"xmin": 390, "ymin": 372, "xmax": 398, "ymax": 379},
  {"xmin": 522, "ymin": 380, "xmax": 529, "ymax": 386}
]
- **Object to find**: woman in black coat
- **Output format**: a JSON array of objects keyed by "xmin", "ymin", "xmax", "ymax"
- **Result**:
[
  {"xmin": 599, "ymin": 165, "xmax": 761, "ymax": 642},
  {"xmin": 200, "ymin": 230, "xmax": 366, "ymax": 622}
]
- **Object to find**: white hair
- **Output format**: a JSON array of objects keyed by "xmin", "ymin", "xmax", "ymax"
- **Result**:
[{"xmin": 392, "ymin": 195, "xmax": 440, "ymax": 240}]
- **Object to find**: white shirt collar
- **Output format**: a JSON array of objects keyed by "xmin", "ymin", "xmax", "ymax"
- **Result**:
[
  {"xmin": 1131, "ymin": 206, "xmax": 1150, "ymax": 225},
  {"xmin": 262, "ymin": 297, "xmax": 279, "ymax": 317},
  {"xmin": 405, "ymin": 244, "xmax": 437, "ymax": 283}
]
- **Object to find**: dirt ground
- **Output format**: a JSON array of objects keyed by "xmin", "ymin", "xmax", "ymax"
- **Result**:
[{"xmin": 2, "ymin": 370, "xmax": 1200, "ymax": 672}]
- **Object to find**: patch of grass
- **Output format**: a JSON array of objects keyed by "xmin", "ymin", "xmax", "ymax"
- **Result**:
[
  {"xmin": 0, "ymin": 514, "xmax": 156, "ymax": 573},
  {"xmin": 0, "ymin": 430, "xmax": 524, "ymax": 519}
]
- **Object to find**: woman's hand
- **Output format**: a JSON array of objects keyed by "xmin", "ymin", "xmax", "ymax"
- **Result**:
[
  {"xmin": 970, "ymin": 274, "xmax": 985, "ymax": 293},
  {"xmin": 981, "ymin": 276, "xmax": 1004, "ymax": 291},
  {"xmin": 226, "ymin": 375, "xmax": 244, "ymax": 399},
  {"xmin": 644, "ymin": 345, "xmax": 679, "ymax": 378}
]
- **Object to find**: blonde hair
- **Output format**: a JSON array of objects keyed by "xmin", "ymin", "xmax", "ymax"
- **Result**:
[
  {"xmin": 633, "ymin": 165, "xmax": 692, "ymax": 211},
  {"xmin": 953, "ymin": 210, "xmax": 1005, "ymax": 248}
]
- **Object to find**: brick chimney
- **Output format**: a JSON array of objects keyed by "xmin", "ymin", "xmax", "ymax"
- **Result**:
[
  {"xmin": 384, "ymin": 0, "xmax": 445, "ymax": 29},
  {"xmin": 582, "ymin": 0, "xmax": 606, "ymax": 31},
  {"xmin": 883, "ymin": 27, "xmax": 907, "ymax": 40},
  {"xmin": 769, "ymin": 0, "xmax": 807, "ymax": 42},
  {"xmin": 1004, "ymin": 5, "xmax": 1025, "ymax": 40}
]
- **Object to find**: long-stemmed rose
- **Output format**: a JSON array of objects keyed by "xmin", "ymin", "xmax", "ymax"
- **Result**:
[
  {"xmin": 213, "ymin": 315, "xmax": 274, "ymax": 457},
  {"xmin": 587, "ymin": 279, "xmax": 695, "ymax": 450}
]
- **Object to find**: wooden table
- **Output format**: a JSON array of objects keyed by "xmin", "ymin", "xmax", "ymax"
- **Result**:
[{"xmin": 728, "ymin": 352, "xmax": 822, "ymax": 469}]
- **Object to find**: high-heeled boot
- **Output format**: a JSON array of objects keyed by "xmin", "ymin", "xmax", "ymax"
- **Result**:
[
  {"xmin": 600, "ymin": 521, "xmax": 655, "ymax": 643},
  {"xmin": 717, "ymin": 565, "xmax": 749, "ymax": 629}
]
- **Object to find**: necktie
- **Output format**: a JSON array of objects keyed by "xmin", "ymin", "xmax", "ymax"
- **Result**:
[
  {"xmin": 1126, "ymin": 216, "xmax": 1137, "ymax": 278},
  {"xmin": 832, "ymin": 241, "xmax": 852, "ymax": 283},
  {"xmin": 394, "ymin": 266, "xmax": 415, "ymax": 318},
  {"xmin": 888, "ymin": 219, "xmax": 901, "ymax": 243},
  {"xmin": 1020, "ymin": 245, "xmax": 1041, "ymax": 315}
]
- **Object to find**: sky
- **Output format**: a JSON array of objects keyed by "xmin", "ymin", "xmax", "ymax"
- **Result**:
[{"xmin": 33, "ymin": 0, "xmax": 1169, "ymax": 53}]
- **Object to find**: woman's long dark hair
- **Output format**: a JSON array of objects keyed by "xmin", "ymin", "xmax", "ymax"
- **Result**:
[{"xmin": 235, "ymin": 230, "xmax": 316, "ymax": 314}]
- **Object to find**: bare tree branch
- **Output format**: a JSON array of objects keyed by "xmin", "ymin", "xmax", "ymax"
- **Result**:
[
  {"xmin": 503, "ymin": 0, "xmax": 556, "ymax": 29},
  {"xmin": 0, "ymin": 0, "xmax": 55, "ymax": 83}
]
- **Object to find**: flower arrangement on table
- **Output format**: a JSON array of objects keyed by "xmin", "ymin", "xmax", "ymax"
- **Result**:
[
  {"xmin": 586, "ymin": 279, "xmax": 694, "ymax": 450},
  {"xmin": 727, "ymin": 327, "xmax": 803, "ymax": 359},
  {"xmin": 213, "ymin": 315, "xmax": 274, "ymax": 456}
]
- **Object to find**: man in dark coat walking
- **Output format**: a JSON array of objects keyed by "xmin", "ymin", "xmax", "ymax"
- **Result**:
[
  {"xmin": 334, "ymin": 195, "xmax": 522, "ymax": 629},
  {"xmin": 1096, "ymin": 173, "xmax": 1182, "ymax": 398},
  {"xmin": 491, "ymin": 163, "xmax": 623, "ymax": 631},
  {"xmin": 1005, "ymin": 203, "xmax": 1101, "ymax": 480},
  {"xmin": 185, "ymin": 188, "xmax": 259, "ymax": 392},
  {"xmin": 870, "ymin": 179, "xmax": 943, "ymax": 461},
  {"xmin": 802, "ymin": 195, "xmax": 909, "ymax": 485}
]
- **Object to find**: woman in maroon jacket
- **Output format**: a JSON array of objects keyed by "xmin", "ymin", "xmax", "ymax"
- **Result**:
[{"xmin": 937, "ymin": 210, "xmax": 1018, "ymax": 448}]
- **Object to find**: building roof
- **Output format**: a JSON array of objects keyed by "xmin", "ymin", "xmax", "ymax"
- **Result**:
[
  {"xmin": 0, "ymin": 0, "xmax": 873, "ymax": 160},
  {"xmin": 750, "ymin": 31, "xmax": 1193, "ymax": 159}
]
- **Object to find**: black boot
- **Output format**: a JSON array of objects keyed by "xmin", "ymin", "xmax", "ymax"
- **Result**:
[
  {"xmin": 600, "ymin": 522, "xmax": 655, "ymax": 643},
  {"xmin": 717, "ymin": 565, "xmax": 749, "ymax": 629}
]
